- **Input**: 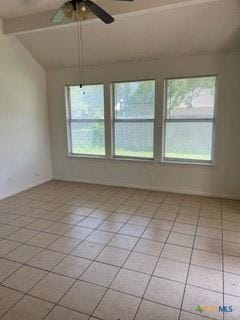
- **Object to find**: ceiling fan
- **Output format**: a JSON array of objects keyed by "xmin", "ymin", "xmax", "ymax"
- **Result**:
[{"xmin": 51, "ymin": 0, "xmax": 134, "ymax": 24}]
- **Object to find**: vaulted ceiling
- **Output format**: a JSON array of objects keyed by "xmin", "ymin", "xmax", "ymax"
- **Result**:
[{"xmin": 0, "ymin": 0, "xmax": 239, "ymax": 68}]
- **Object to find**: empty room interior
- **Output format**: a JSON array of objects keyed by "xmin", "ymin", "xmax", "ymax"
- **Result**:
[{"xmin": 0, "ymin": 0, "xmax": 240, "ymax": 319}]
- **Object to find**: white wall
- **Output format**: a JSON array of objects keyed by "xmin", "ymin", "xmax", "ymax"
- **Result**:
[
  {"xmin": 0, "ymin": 20, "xmax": 52, "ymax": 199},
  {"xmin": 47, "ymin": 53, "xmax": 240, "ymax": 199}
]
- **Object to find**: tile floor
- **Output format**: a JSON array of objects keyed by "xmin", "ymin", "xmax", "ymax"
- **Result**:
[{"xmin": 0, "ymin": 181, "xmax": 239, "ymax": 320}]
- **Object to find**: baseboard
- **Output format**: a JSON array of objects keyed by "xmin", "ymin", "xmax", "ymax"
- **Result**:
[
  {"xmin": 0, "ymin": 177, "xmax": 53, "ymax": 201},
  {"xmin": 53, "ymin": 176, "xmax": 240, "ymax": 200}
]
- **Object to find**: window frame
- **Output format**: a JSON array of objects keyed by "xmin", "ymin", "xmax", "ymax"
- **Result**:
[
  {"xmin": 111, "ymin": 79, "xmax": 156, "ymax": 161},
  {"xmin": 161, "ymin": 75, "xmax": 218, "ymax": 165},
  {"xmin": 65, "ymin": 83, "xmax": 107, "ymax": 158}
]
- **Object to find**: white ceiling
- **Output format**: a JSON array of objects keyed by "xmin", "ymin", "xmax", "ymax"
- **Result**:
[{"xmin": 16, "ymin": 0, "xmax": 240, "ymax": 69}]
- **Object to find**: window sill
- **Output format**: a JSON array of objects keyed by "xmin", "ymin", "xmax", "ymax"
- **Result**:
[
  {"xmin": 67, "ymin": 154, "xmax": 215, "ymax": 167},
  {"xmin": 161, "ymin": 158, "xmax": 215, "ymax": 167},
  {"xmin": 68, "ymin": 153, "xmax": 107, "ymax": 159},
  {"xmin": 67, "ymin": 153, "xmax": 155, "ymax": 163}
]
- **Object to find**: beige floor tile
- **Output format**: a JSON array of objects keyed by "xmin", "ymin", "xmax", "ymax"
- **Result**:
[
  {"xmin": 27, "ymin": 232, "xmax": 59, "ymax": 248},
  {"xmin": 154, "ymin": 211, "xmax": 177, "ymax": 221},
  {"xmin": 149, "ymin": 219, "xmax": 173, "ymax": 231},
  {"xmin": 161, "ymin": 244, "xmax": 192, "ymax": 263},
  {"xmin": 86, "ymin": 230, "xmax": 114, "ymax": 245},
  {"xmin": 48, "ymin": 237, "xmax": 81, "ymax": 254},
  {"xmin": 9, "ymin": 216, "xmax": 35, "ymax": 227},
  {"xmin": 117, "ymin": 206, "xmax": 137, "ymax": 215},
  {"xmin": 26, "ymin": 219, "xmax": 54, "ymax": 231},
  {"xmin": 80, "ymin": 261, "xmax": 119, "ymax": 287},
  {"xmin": 1, "ymin": 295, "xmax": 53, "ymax": 320},
  {"xmin": 192, "ymin": 249, "xmax": 222, "ymax": 270},
  {"xmin": 59, "ymin": 280, "xmax": 106, "ymax": 314},
  {"xmin": 90, "ymin": 209, "xmax": 113, "ymax": 219},
  {"xmin": 6, "ymin": 244, "xmax": 42, "ymax": 263},
  {"xmin": 60, "ymin": 214, "xmax": 85, "ymax": 225},
  {"xmin": 7, "ymin": 228, "xmax": 38, "ymax": 243},
  {"xmin": 0, "ymin": 285, "xmax": 23, "ymax": 317},
  {"xmin": 96, "ymin": 246, "xmax": 130, "ymax": 266},
  {"xmin": 111, "ymin": 268, "xmax": 150, "ymax": 297},
  {"xmin": 0, "ymin": 239, "xmax": 20, "ymax": 257},
  {"xmin": 44, "ymin": 222, "xmax": 73, "ymax": 235},
  {"xmin": 224, "ymin": 272, "xmax": 240, "ymax": 297},
  {"xmin": 0, "ymin": 213, "xmax": 19, "ymax": 224},
  {"xmin": 78, "ymin": 217, "xmax": 103, "ymax": 228},
  {"xmin": 182, "ymin": 285, "xmax": 223, "ymax": 320},
  {"xmin": 72, "ymin": 207, "xmax": 93, "ymax": 216},
  {"xmin": 64, "ymin": 226, "xmax": 92, "ymax": 240},
  {"xmin": 109, "ymin": 234, "xmax": 138, "ymax": 250},
  {"xmin": 71, "ymin": 241, "xmax": 104, "ymax": 259},
  {"xmin": 30, "ymin": 273, "xmax": 74, "ymax": 303},
  {"xmin": 3, "ymin": 265, "xmax": 47, "ymax": 293},
  {"xmin": 119, "ymin": 224, "xmax": 145, "ymax": 237},
  {"xmin": 194, "ymin": 237, "xmax": 222, "ymax": 254},
  {"xmin": 0, "ymin": 258, "xmax": 21, "ymax": 282},
  {"xmin": 176, "ymin": 214, "xmax": 198, "ymax": 225},
  {"xmin": 188, "ymin": 265, "xmax": 223, "ymax": 292},
  {"xmin": 0, "ymin": 224, "xmax": 19, "ymax": 238},
  {"xmin": 199, "ymin": 217, "xmax": 222, "ymax": 229},
  {"xmin": 224, "ymin": 294, "xmax": 240, "ymax": 320},
  {"xmin": 154, "ymin": 258, "xmax": 189, "ymax": 283},
  {"xmin": 107, "ymin": 213, "xmax": 131, "ymax": 223},
  {"xmin": 98, "ymin": 221, "xmax": 124, "ymax": 232},
  {"xmin": 135, "ymin": 299, "xmax": 179, "ymax": 320},
  {"xmin": 224, "ymin": 255, "xmax": 240, "ymax": 275},
  {"xmin": 93, "ymin": 289, "xmax": 140, "ymax": 320},
  {"xmin": 223, "ymin": 230, "xmax": 240, "ymax": 243},
  {"xmin": 124, "ymin": 251, "xmax": 157, "ymax": 274},
  {"xmin": 142, "ymin": 227, "xmax": 169, "ymax": 242},
  {"xmin": 173, "ymin": 223, "xmax": 197, "ymax": 235},
  {"xmin": 197, "ymin": 226, "xmax": 222, "ymax": 240},
  {"xmin": 167, "ymin": 232, "xmax": 194, "ymax": 248},
  {"xmin": 53, "ymin": 255, "xmax": 91, "ymax": 278},
  {"xmin": 28, "ymin": 250, "xmax": 65, "ymax": 271},
  {"xmin": 180, "ymin": 206, "xmax": 200, "ymax": 214},
  {"xmin": 135, "ymin": 209, "xmax": 156, "ymax": 218},
  {"xmin": 128, "ymin": 216, "xmax": 151, "ymax": 227},
  {"xmin": 223, "ymin": 241, "xmax": 240, "ymax": 257},
  {"xmin": 223, "ymin": 220, "xmax": 240, "ymax": 232},
  {"xmin": 45, "ymin": 305, "xmax": 88, "ymax": 320},
  {"xmin": 134, "ymin": 238, "xmax": 164, "ymax": 256},
  {"xmin": 144, "ymin": 276, "xmax": 185, "ymax": 308}
]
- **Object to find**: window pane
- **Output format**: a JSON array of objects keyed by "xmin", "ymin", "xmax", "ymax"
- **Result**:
[
  {"xmin": 166, "ymin": 77, "xmax": 216, "ymax": 119},
  {"xmin": 71, "ymin": 122, "xmax": 105, "ymax": 155},
  {"xmin": 114, "ymin": 81, "xmax": 155, "ymax": 119},
  {"xmin": 69, "ymin": 85, "xmax": 104, "ymax": 119},
  {"xmin": 114, "ymin": 122, "xmax": 154, "ymax": 158},
  {"xmin": 164, "ymin": 122, "xmax": 213, "ymax": 161}
]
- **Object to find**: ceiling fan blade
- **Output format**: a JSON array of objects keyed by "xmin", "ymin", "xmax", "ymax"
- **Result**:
[
  {"xmin": 51, "ymin": 7, "xmax": 65, "ymax": 23},
  {"xmin": 85, "ymin": 0, "xmax": 114, "ymax": 24}
]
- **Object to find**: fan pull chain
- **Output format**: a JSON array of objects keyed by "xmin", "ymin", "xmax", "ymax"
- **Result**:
[{"xmin": 76, "ymin": 4, "xmax": 85, "ymax": 90}]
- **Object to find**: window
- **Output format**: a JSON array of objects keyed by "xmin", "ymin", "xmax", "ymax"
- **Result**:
[
  {"xmin": 66, "ymin": 84, "xmax": 105, "ymax": 156},
  {"xmin": 163, "ymin": 76, "xmax": 217, "ymax": 163},
  {"xmin": 112, "ymin": 80, "xmax": 155, "ymax": 159}
]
